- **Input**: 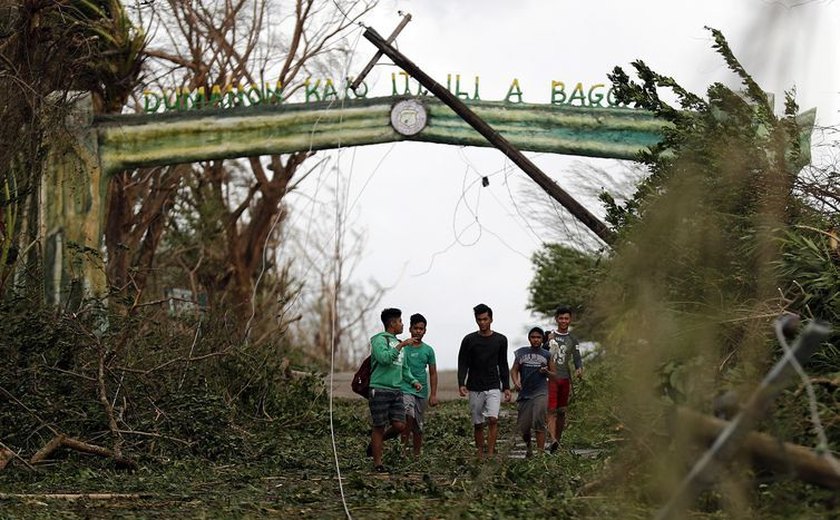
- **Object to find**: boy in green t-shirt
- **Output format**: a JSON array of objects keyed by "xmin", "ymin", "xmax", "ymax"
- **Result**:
[{"xmin": 400, "ymin": 313, "xmax": 438, "ymax": 457}]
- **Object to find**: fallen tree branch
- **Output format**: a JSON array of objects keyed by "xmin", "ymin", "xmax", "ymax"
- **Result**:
[
  {"xmin": 30, "ymin": 434, "xmax": 66, "ymax": 464},
  {"xmin": 29, "ymin": 434, "xmax": 136, "ymax": 469},
  {"xmin": 0, "ymin": 492, "xmax": 150, "ymax": 500},
  {"xmin": 279, "ymin": 357, "xmax": 317, "ymax": 380},
  {"xmin": 96, "ymin": 335, "xmax": 124, "ymax": 461}
]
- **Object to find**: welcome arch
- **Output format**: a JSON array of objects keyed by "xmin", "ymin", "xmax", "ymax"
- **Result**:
[{"xmin": 42, "ymin": 92, "xmax": 816, "ymax": 304}]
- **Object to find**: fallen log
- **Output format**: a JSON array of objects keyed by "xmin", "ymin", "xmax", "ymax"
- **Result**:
[
  {"xmin": 676, "ymin": 406, "xmax": 840, "ymax": 490},
  {"xmin": 29, "ymin": 434, "xmax": 136, "ymax": 469}
]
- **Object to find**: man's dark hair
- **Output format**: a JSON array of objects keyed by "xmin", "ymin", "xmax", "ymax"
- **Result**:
[
  {"xmin": 528, "ymin": 326, "xmax": 545, "ymax": 338},
  {"xmin": 380, "ymin": 308, "xmax": 402, "ymax": 328},
  {"xmin": 473, "ymin": 303, "xmax": 492, "ymax": 318},
  {"xmin": 554, "ymin": 305, "xmax": 573, "ymax": 317},
  {"xmin": 410, "ymin": 313, "xmax": 427, "ymax": 326}
]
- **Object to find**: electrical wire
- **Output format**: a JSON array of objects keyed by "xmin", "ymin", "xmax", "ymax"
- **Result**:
[{"xmin": 240, "ymin": 18, "xmax": 373, "ymax": 519}]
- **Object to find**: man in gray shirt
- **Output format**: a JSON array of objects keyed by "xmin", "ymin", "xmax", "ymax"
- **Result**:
[
  {"xmin": 511, "ymin": 327, "xmax": 551, "ymax": 457},
  {"xmin": 545, "ymin": 305, "xmax": 583, "ymax": 453}
]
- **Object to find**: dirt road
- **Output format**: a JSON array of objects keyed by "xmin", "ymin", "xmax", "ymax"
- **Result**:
[{"xmin": 326, "ymin": 369, "xmax": 462, "ymax": 400}]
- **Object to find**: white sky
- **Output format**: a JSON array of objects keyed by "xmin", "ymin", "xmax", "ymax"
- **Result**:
[{"xmin": 288, "ymin": 0, "xmax": 840, "ymax": 369}]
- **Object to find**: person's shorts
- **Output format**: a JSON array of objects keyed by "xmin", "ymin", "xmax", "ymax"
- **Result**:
[
  {"xmin": 517, "ymin": 394, "xmax": 547, "ymax": 435},
  {"xmin": 548, "ymin": 378, "xmax": 571, "ymax": 410},
  {"xmin": 468, "ymin": 389, "xmax": 501, "ymax": 426},
  {"xmin": 403, "ymin": 393, "xmax": 427, "ymax": 433},
  {"xmin": 369, "ymin": 388, "xmax": 405, "ymax": 428}
]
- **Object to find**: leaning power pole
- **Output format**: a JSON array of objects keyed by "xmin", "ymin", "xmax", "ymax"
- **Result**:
[{"xmin": 356, "ymin": 25, "xmax": 616, "ymax": 245}]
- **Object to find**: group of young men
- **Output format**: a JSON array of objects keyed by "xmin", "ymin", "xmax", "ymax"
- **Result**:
[{"xmin": 365, "ymin": 303, "xmax": 582, "ymax": 472}]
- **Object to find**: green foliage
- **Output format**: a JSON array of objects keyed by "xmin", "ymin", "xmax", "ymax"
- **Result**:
[
  {"xmin": 527, "ymin": 243, "xmax": 602, "ymax": 321},
  {"xmin": 534, "ymin": 28, "xmax": 810, "ymax": 341},
  {"xmin": 604, "ymin": 29, "xmax": 800, "ymax": 248},
  {"xmin": 533, "ymin": 26, "xmax": 840, "ymax": 515},
  {"xmin": 776, "ymin": 228, "xmax": 840, "ymax": 373},
  {"xmin": 0, "ymin": 296, "xmax": 322, "ymax": 463},
  {"xmin": 597, "ymin": 27, "xmax": 804, "ymax": 366},
  {"xmin": 62, "ymin": 0, "xmax": 147, "ymax": 111},
  {"xmin": 1, "ymin": 353, "xmax": 836, "ymax": 519},
  {"xmin": 777, "ymin": 229, "xmax": 840, "ymax": 324}
]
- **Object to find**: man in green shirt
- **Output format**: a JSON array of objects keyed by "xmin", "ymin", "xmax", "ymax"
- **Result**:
[
  {"xmin": 400, "ymin": 313, "xmax": 438, "ymax": 458},
  {"xmin": 368, "ymin": 308, "xmax": 422, "ymax": 472}
]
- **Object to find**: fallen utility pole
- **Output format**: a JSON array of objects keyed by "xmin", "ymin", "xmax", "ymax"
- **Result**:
[
  {"xmin": 675, "ymin": 406, "xmax": 840, "ymax": 490},
  {"xmin": 655, "ymin": 319, "xmax": 833, "ymax": 520},
  {"xmin": 361, "ymin": 27, "xmax": 616, "ymax": 245}
]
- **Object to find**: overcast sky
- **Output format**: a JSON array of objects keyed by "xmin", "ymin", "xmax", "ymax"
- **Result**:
[{"xmin": 287, "ymin": 0, "xmax": 839, "ymax": 370}]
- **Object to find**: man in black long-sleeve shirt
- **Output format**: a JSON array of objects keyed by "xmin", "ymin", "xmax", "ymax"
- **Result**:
[{"xmin": 457, "ymin": 303, "xmax": 511, "ymax": 459}]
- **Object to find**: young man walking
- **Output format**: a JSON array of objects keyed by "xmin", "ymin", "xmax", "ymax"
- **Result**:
[
  {"xmin": 545, "ymin": 305, "xmax": 583, "ymax": 453},
  {"xmin": 457, "ymin": 303, "xmax": 511, "ymax": 460},
  {"xmin": 368, "ymin": 308, "xmax": 422, "ymax": 472},
  {"xmin": 511, "ymin": 327, "xmax": 551, "ymax": 457},
  {"xmin": 400, "ymin": 313, "xmax": 438, "ymax": 458}
]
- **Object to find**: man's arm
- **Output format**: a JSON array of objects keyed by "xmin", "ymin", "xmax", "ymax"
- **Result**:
[
  {"xmin": 428, "ymin": 363, "xmax": 438, "ymax": 406},
  {"xmin": 510, "ymin": 358, "xmax": 521, "ymax": 392},
  {"xmin": 498, "ymin": 337, "xmax": 511, "ymax": 402},
  {"xmin": 547, "ymin": 356, "xmax": 558, "ymax": 380},
  {"xmin": 572, "ymin": 338, "xmax": 583, "ymax": 378},
  {"xmin": 371, "ymin": 335, "xmax": 398, "ymax": 364},
  {"xmin": 457, "ymin": 337, "xmax": 469, "ymax": 395},
  {"xmin": 498, "ymin": 337, "xmax": 511, "ymax": 391}
]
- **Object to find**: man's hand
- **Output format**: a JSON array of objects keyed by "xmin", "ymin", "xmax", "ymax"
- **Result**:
[
  {"xmin": 513, "ymin": 383, "xmax": 521, "ymax": 392},
  {"xmin": 458, "ymin": 386, "xmax": 468, "ymax": 397},
  {"xmin": 397, "ymin": 337, "xmax": 419, "ymax": 350},
  {"xmin": 429, "ymin": 395, "xmax": 439, "ymax": 407},
  {"xmin": 575, "ymin": 368, "xmax": 584, "ymax": 380},
  {"xmin": 413, "ymin": 381, "xmax": 422, "ymax": 392},
  {"xmin": 503, "ymin": 389, "xmax": 511, "ymax": 403}
]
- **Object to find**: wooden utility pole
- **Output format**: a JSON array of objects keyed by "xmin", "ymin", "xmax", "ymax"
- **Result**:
[
  {"xmin": 360, "ymin": 27, "xmax": 616, "ymax": 245},
  {"xmin": 655, "ymin": 320, "xmax": 833, "ymax": 520},
  {"xmin": 675, "ymin": 407, "xmax": 840, "ymax": 490}
]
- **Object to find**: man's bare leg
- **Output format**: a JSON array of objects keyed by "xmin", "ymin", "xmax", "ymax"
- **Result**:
[
  {"xmin": 555, "ymin": 408, "xmax": 567, "ymax": 441},
  {"xmin": 412, "ymin": 428, "xmax": 422, "ymax": 457},
  {"xmin": 373, "ymin": 422, "xmax": 405, "ymax": 467},
  {"xmin": 371, "ymin": 427, "xmax": 385, "ymax": 467},
  {"xmin": 523, "ymin": 431, "xmax": 532, "ymax": 458},
  {"xmin": 536, "ymin": 430, "xmax": 546, "ymax": 452},
  {"xmin": 486, "ymin": 417, "xmax": 499, "ymax": 457},
  {"xmin": 547, "ymin": 410, "xmax": 557, "ymax": 442},
  {"xmin": 401, "ymin": 417, "xmax": 414, "ymax": 454},
  {"xmin": 473, "ymin": 424, "xmax": 485, "ymax": 460}
]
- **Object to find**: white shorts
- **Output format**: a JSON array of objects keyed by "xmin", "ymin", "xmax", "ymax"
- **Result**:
[{"xmin": 468, "ymin": 389, "xmax": 501, "ymax": 426}]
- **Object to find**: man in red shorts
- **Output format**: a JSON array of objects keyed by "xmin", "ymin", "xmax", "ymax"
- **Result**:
[{"xmin": 545, "ymin": 305, "xmax": 583, "ymax": 453}]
